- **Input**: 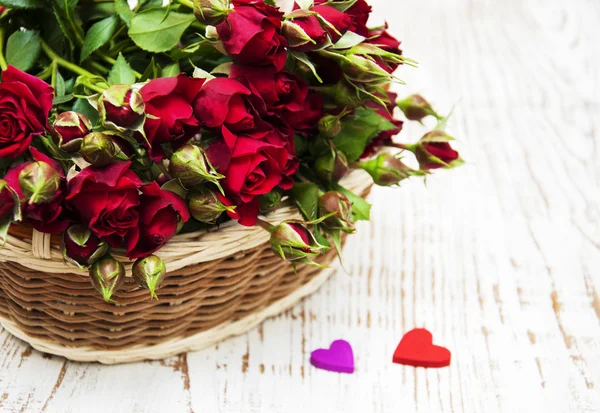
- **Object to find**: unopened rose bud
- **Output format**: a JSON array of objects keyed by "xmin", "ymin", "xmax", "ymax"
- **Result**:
[
  {"xmin": 188, "ymin": 188, "xmax": 232, "ymax": 224},
  {"xmin": 319, "ymin": 191, "xmax": 355, "ymax": 233},
  {"xmin": 193, "ymin": 0, "xmax": 230, "ymax": 25},
  {"xmin": 282, "ymin": 20, "xmax": 317, "ymax": 50},
  {"xmin": 397, "ymin": 95, "xmax": 440, "ymax": 122},
  {"xmin": 53, "ymin": 111, "xmax": 93, "ymax": 153},
  {"xmin": 18, "ymin": 161, "xmax": 61, "ymax": 204},
  {"xmin": 89, "ymin": 256, "xmax": 125, "ymax": 303},
  {"xmin": 169, "ymin": 144, "xmax": 224, "ymax": 189},
  {"xmin": 80, "ymin": 132, "xmax": 119, "ymax": 167},
  {"xmin": 98, "ymin": 85, "xmax": 144, "ymax": 129},
  {"xmin": 318, "ymin": 114, "xmax": 343, "ymax": 138},
  {"xmin": 0, "ymin": 180, "xmax": 19, "ymax": 222},
  {"xmin": 358, "ymin": 152, "xmax": 417, "ymax": 186},
  {"xmin": 340, "ymin": 54, "xmax": 391, "ymax": 85},
  {"xmin": 269, "ymin": 221, "xmax": 323, "ymax": 265},
  {"xmin": 132, "ymin": 255, "xmax": 166, "ymax": 299},
  {"xmin": 315, "ymin": 149, "xmax": 349, "ymax": 183},
  {"xmin": 62, "ymin": 225, "xmax": 108, "ymax": 267},
  {"xmin": 415, "ymin": 130, "xmax": 462, "ymax": 170},
  {"xmin": 259, "ymin": 189, "xmax": 283, "ymax": 214}
]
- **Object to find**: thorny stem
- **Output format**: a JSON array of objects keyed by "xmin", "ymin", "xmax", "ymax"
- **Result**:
[{"xmin": 0, "ymin": 27, "xmax": 7, "ymax": 71}]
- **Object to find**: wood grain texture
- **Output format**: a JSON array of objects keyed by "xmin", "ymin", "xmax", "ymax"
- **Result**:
[{"xmin": 1, "ymin": 0, "xmax": 599, "ymax": 411}]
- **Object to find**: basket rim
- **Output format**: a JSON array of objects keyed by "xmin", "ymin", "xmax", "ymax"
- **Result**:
[{"xmin": 0, "ymin": 170, "xmax": 373, "ymax": 275}]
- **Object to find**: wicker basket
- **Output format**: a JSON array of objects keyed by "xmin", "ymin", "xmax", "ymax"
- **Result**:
[{"xmin": 0, "ymin": 170, "xmax": 372, "ymax": 364}]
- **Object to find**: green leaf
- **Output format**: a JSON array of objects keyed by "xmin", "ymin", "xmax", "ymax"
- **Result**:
[
  {"xmin": 140, "ymin": 57, "xmax": 160, "ymax": 81},
  {"xmin": 55, "ymin": 70, "xmax": 66, "ymax": 96},
  {"xmin": 0, "ymin": 0, "xmax": 45, "ymax": 8},
  {"xmin": 51, "ymin": 0, "xmax": 84, "ymax": 49},
  {"xmin": 288, "ymin": 182, "xmax": 320, "ymax": 221},
  {"xmin": 108, "ymin": 54, "xmax": 137, "ymax": 85},
  {"xmin": 129, "ymin": 9, "xmax": 196, "ymax": 53},
  {"xmin": 333, "ymin": 31, "xmax": 365, "ymax": 49},
  {"xmin": 289, "ymin": 51, "xmax": 322, "ymax": 83},
  {"xmin": 161, "ymin": 62, "xmax": 180, "ymax": 78},
  {"xmin": 332, "ymin": 107, "xmax": 396, "ymax": 162},
  {"xmin": 53, "ymin": 94, "xmax": 74, "ymax": 105},
  {"xmin": 72, "ymin": 98, "xmax": 99, "ymax": 126},
  {"xmin": 80, "ymin": 15, "xmax": 118, "ymax": 62},
  {"xmin": 5, "ymin": 30, "xmax": 41, "ymax": 71},
  {"xmin": 114, "ymin": 0, "xmax": 133, "ymax": 27},
  {"xmin": 332, "ymin": 183, "xmax": 371, "ymax": 221}
]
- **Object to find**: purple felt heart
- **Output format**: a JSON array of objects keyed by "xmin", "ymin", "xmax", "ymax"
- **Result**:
[{"xmin": 310, "ymin": 339, "xmax": 355, "ymax": 374}]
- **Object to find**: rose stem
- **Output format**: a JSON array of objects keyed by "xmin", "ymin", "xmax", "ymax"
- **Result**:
[
  {"xmin": 40, "ymin": 40, "xmax": 106, "ymax": 93},
  {"xmin": 0, "ymin": 27, "xmax": 7, "ymax": 71},
  {"xmin": 174, "ymin": 0, "xmax": 194, "ymax": 9}
]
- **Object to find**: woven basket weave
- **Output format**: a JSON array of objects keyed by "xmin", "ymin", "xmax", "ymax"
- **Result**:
[{"xmin": 0, "ymin": 170, "xmax": 372, "ymax": 364}]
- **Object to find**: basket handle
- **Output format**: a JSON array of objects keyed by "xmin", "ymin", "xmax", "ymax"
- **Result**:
[{"xmin": 32, "ymin": 229, "xmax": 53, "ymax": 259}]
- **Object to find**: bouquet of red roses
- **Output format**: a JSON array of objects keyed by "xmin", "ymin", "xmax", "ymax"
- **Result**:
[{"xmin": 0, "ymin": 0, "xmax": 462, "ymax": 302}]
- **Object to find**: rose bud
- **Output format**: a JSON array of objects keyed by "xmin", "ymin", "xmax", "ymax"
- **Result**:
[
  {"xmin": 0, "ymin": 180, "xmax": 19, "ymax": 222},
  {"xmin": 188, "ymin": 188, "xmax": 233, "ymax": 224},
  {"xmin": 340, "ymin": 54, "xmax": 392, "ymax": 85},
  {"xmin": 98, "ymin": 85, "xmax": 145, "ymax": 129},
  {"xmin": 315, "ymin": 148, "xmax": 349, "ymax": 183},
  {"xmin": 319, "ymin": 191, "xmax": 355, "ymax": 233},
  {"xmin": 269, "ymin": 221, "xmax": 324, "ymax": 267},
  {"xmin": 132, "ymin": 255, "xmax": 166, "ymax": 299},
  {"xmin": 89, "ymin": 256, "xmax": 126, "ymax": 303},
  {"xmin": 169, "ymin": 144, "xmax": 224, "ymax": 190},
  {"xmin": 193, "ymin": 0, "xmax": 230, "ymax": 25},
  {"xmin": 397, "ymin": 95, "xmax": 441, "ymax": 122},
  {"xmin": 53, "ymin": 111, "xmax": 92, "ymax": 153},
  {"xmin": 62, "ymin": 225, "xmax": 109, "ymax": 267},
  {"xmin": 259, "ymin": 189, "xmax": 282, "ymax": 214},
  {"xmin": 358, "ymin": 152, "xmax": 419, "ymax": 186},
  {"xmin": 282, "ymin": 18, "xmax": 322, "ymax": 52},
  {"xmin": 18, "ymin": 161, "xmax": 61, "ymax": 204},
  {"xmin": 318, "ymin": 114, "xmax": 343, "ymax": 138},
  {"xmin": 414, "ymin": 130, "xmax": 462, "ymax": 170},
  {"xmin": 80, "ymin": 132, "xmax": 119, "ymax": 167}
]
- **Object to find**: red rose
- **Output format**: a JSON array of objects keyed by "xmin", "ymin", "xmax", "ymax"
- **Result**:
[
  {"xmin": 362, "ymin": 92, "xmax": 403, "ymax": 157},
  {"xmin": 343, "ymin": 0, "xmax": 371, "ymax": 36},
  {"xmin": 0, "ymin": 66, "xmax": 54, "ymax": 158},
  {"xmin": 4, "ymin": 148, "xmax": 70, "ymax": 233},
  {"xmin": 0, "ymin": 183, "xmax": 16, "ymax": 221},
  {"xmin": 367, "ymin": 26, "xmax": 403, "ymax": 73},
  {"xmin": 285, "ymin": 93, "xmax": 324, "ymax": 132},
  {"xmin": 312, "ymin": 5, "xmax": 351, "ymax": 43},
  {"xmin": 216, "ymin": 0, "xmax": 287, "ymax": 70},
  {"xmin": 421, "ymin": 142, "xmax": 459, "ymax": 168},
  {"xmin": 230, "ymin": 65, "xmax": 308, "ymax": 126},
  {"xmin": 194, "ymin": 77, "xmax": 265, "ymax": 138},
  {"xmin": 284, "ymin": 10, "xmax": 327, "ymax": 52},
  {"xmin": 141, "ymin": 74, "xmax": 205, "ymax": 161},
  {"xmin": 66, "ymin": 161, "xmax": 142, "ymax": 247},
  {"xmin": 125, "ymin": 182, "xmax": 190, "ymax": 259}
]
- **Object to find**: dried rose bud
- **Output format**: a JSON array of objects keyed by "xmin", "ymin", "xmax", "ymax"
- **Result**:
[
  {"xmin": 80, "ymin": 132, "xmax": 119, "ymax": 167},
  {"xmin": 132, "ymin": 255, "xmax": 166, "ymax": 299},
  {"xmin": 18, "ymin": 161, "xmax": 61, "ymax": 204},
  {"xmin": 89, "ymin": 256, "xmax": 125, "ymax": 303},
  {"xmin": 397, "ymin": 95, "xmax": 440, "ymax": 122},
  {"xmin": 53, "ymin": 111, "xmax": 92, "ymax": 153},
  {"xmin": 169, "ymin": 144, "xmax": 224, "ymax": 189},
  {"xmin": 259, "ymin": 189, "xmax": 283, "ymax": 214},
  {"xmin": 269, "ymin": 221, "xmax": 324, "ymax": 266},
  {"xmin": 315, "ymin": 148, "xmax": 349, "ymax": 183},
  {"xmin": 188, "ymin": 188, "xmax": 233, "ymax": 224},
  {"xmin": 0, "ymin": 180, "xmax": 19, "ymax": 222},
  {"xmin": 98, "ymin": 85, "xmax": 145, "ymax": 129},
  {"xmin": 319, "ymin": 191, "xmax": 355, "ymax": 233},
  {"xmin": 318, "ymin": 114, "xmax": 343, "ymax": 138},
  {"xmin": 358, "ymin": 152, "xmax": 417, "ymax": 186},
  {"xmin": 193, "ymin": 0, "xmax": 230, "ymax": 25},
  {"xmin": 415, "ymin": 130, "xmax": 462, "ymax": 170},
  {"xmin": 62, "ymin": 225, "xmax": 108, "ymax": 267}
]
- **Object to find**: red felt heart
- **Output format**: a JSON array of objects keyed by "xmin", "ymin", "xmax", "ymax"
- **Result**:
[{"xmin": 393, "ymin": 328, "xmax": 451, "ymax": 368}]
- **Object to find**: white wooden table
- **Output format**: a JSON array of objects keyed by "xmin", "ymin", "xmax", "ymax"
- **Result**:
[{"xmin": 2, "ymin": 0, "xmax": 599, "ymax": 411}]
